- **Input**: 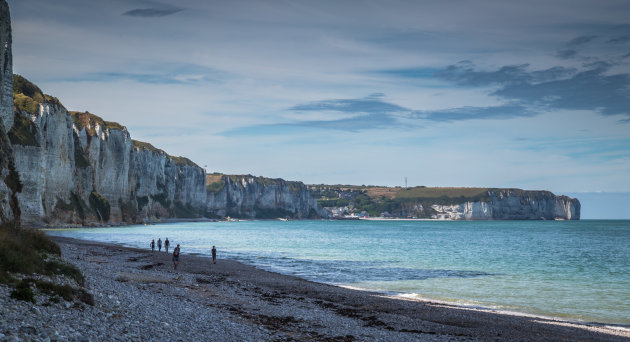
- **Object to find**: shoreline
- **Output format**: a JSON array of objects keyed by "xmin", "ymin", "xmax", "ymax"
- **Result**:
[
  {"xmin": 2, "ymin": 235, "xmax": 628, "ymax": 341},
  {"xmin": 42, "ymin": 227, "xmax": 630, "ymax": 329}
]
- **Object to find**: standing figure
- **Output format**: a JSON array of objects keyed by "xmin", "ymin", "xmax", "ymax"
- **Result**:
[
  {"xmin": 165, "ymin": 238, "xmax": 170, "ymax": 253},
  {"xmin": 150, "ymin": 239, "xmax": 155, "ymax": 251},
  {"xmin": 211, "ymin": 245, "xmax": 217, "ymax": 264},
  {"xmin": 157, "ymin": 238, "xmax": 162, "ymax": 252},
  {"xmin": 172, "ymin": 244, "xmax": 181, "ymax": 270}
]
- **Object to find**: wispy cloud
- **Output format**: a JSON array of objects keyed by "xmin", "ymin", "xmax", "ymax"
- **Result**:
[
  {"xmin": 289, "ymin": 93, "xmax": 408, "ymax": 114},
  {"xmin": 436, "ymin": 61, "xmax": 577, "ymax": 86},
  {"xmin": 421, "ymin": 105, "xmax": 534, "ymax": 122},
  {"xmin": 224, "ymin": 96, "xmax": 538, "ymax": 136},
  {"xmin": 123, "ymin": 8, "xmax": 183, "ymax": 18},
  {"xmin": 430, "ymin": 61, "xmax": 630, "ymax": 117},
  {"xmin": 607, "ymin": 35, "xmax": 630, "ymax": 44},
  {"xmin": 61, "ymin": 63, "xmax": 224, "ymax": 85},
  {"xmin": 556, "ymin": 35, "xmax": 598, "ymax": 59}
]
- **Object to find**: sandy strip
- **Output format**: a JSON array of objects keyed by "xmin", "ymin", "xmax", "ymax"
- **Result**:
[{"xmin": 3, "ymin": 235, "xmax": 628, "ymax": 341}]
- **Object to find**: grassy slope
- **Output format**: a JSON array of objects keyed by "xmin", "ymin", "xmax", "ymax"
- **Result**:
[{"xmin": 0, "ymin": 222, "xmax": 92, "ymax": 304}]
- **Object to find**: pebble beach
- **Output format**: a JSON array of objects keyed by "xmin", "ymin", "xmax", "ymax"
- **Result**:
[{"xmin": 1, "ymin": 236, "xmax": 629, "ymax": 342}]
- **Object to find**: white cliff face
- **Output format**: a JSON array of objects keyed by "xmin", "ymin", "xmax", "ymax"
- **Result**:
[
  {"xmin": 206, "ymin": 175, "xmax": 323, "ymax": 219},
  {"xmin": 431, "ymin": 201, "xmax": 493, "ymax": 220},
  {"xmin": 83, "ymin": 126, "xmax": 132, "ymax": 221},
  {"xmin": 12, "ymin": 104, "xmax": 76, "ymax": 224},
  {"xmin": 428, "ymin": 189, "xmax": 580, "ymax": 220},
  {"xmin": 130, "ymin": 147, "xmax": 207, "ymax": 221}
]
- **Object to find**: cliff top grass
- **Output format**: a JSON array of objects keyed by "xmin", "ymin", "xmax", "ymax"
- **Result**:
[
  {"xmin": 132, "ymin": 139, "xmax": 199, "ymax": 167},
  {"xmin": 169, "ymin": 155, "xmax": 197, "ymax": 167},
  {"xmin": 70, "ymin": 111, "xmax": 126, "ymax": 136},
  {"xmin": 310, "ymin": 184, "xmax": 556, "ymax": 202},
  {"xmin": 395, "ymin": 187, "xmax": 490, "ymax": 200},
  {"xmin": 13, "ymin": 74, "xmax": 62, "ymax": 115},
  {"xmin": 132, "ymin": 139, "xmax": 165, "ymax": 154}
]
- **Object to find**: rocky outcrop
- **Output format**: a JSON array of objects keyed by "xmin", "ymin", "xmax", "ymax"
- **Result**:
[
  {"xmin": 0, "ymin": 0, "xmax": 12, "ymax": 129},
  {"xmin": 8, "ymin": 76, "xmax": 208, "ymax": 226},
  {"xmin": 0, "ymin": 118, "xmax": 19, "ymax": 225},
  {"xmin": 428, "ymin": 189, "xmax": 580, "ymax": 220},
  {"xmin": 0, "ymin": 0, "xmax": 18, "ymax": 225},
  {"xmin": 206, "ymin": 174, "xmax": 323, "ymax": 219}
]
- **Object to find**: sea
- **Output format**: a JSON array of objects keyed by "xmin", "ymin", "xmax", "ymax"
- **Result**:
[{"xmin": 45, "ymin": 219, "xmax": 630, "ymax": 326}]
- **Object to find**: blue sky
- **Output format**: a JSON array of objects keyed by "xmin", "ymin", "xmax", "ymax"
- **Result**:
[{"xmin": 6, "ymin": 0, "xmax": 630, "ymax": 217}]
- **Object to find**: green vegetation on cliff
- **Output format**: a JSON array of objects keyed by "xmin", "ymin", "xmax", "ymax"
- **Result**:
[
  {"xmin": 70, "ymin": 111, "xmax": 126, "ymax": 136},
  {"xmin": 206, "ymin": 173, "xmax": 225, "ymax": 194},
  {"xmin": 13, "ymin": 75, "xmax": 62, "ymax": 115},
  {"xmin": 8, "ymin": 111, "xmax": 39, "ymax": 146},
  {"xmin": 89, "ymin": 191, "xmax": 110, "ymax": 222}
]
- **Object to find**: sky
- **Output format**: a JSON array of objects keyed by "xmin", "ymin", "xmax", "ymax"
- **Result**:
[{"xmin": 5, "ymin": 0, "xmax": 630, "ymax": 218}]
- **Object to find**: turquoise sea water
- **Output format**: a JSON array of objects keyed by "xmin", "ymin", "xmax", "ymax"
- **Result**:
[{"xmin": 45, "ymin": 220, "xmax": 630, "ymax": 325}]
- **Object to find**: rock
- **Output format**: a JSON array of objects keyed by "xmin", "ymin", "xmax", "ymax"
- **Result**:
[{"xmin": 19, "ymin": 326, "xmax": 37, "ymax": 335}]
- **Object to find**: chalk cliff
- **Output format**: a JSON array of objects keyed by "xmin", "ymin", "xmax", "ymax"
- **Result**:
[
  {"xmin": 8, "ymin": 75, "xmax": 208, "ymax": 226},
  {"xmin": 206, "ymin": 174, "xmax": 324, "ymax": 219},
  {"xmin": 425, "ymin": 189, "xmax": 580, "ymax": 220},
  {"xmin": 130, "ymin": 140, "xmax": 206, "ymax": 222}
]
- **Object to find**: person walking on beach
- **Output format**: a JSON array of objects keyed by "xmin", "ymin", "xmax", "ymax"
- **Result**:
[
  {"xmin": 211, "ymin": 245, "xmax": 217, "ymax": 264},
  {"xmin": 157, "ymin": 238, "xmax": 162, "ymax": 252},
  {"xmin": 165, "ymin": 238, "xmax": 170, "ymax": 253},
  {"xmin": 172, "ymin": 244, "xmax": 180, "ymax": 270},
  {"xmin": 150, "ymin": 239, "xmax": 155, "ymax": 251}
]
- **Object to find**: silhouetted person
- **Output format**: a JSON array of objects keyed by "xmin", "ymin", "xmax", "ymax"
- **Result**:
[
  {"xmin": 157, "ymin": 238, "xmax": 162, "ymax": 252},
  {"xmin": 172, "ymin": 244, "xmax": 180, "ymax": 270},
  {"xmin": 211, "ymin": 245, "xmax": 217, "ymax": 264},
  {"xmin": 150, "ymin": 239, "xmax": 155, "ymax": 251},
  {"xmin": 165, "ymin": 238, "xmax": 170, "ymax": 253}
]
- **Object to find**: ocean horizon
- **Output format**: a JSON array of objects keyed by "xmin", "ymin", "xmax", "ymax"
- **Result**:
[{"xmin": 45, "ymin": 219, "xmax": 630, "ymax": 326}]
